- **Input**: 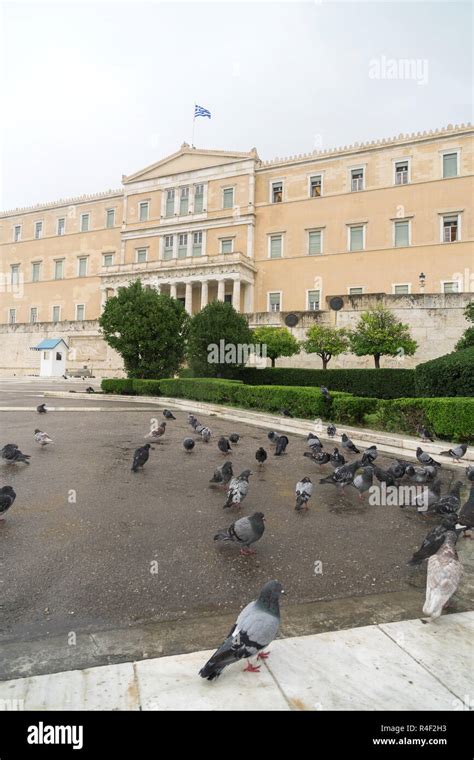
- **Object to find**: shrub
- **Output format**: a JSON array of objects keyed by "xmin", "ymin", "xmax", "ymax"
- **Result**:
[
  {"xmin": 101, "ymin": 378, "xmax": 136, "ymax": 395},
  {"xmin": 373, "ymin": 397, "xmax": 474, "ymax": 442},
  {"xmin": 252, "ymin": 326, "xmax": 300, "ymax": 367},
  {"xmin": 414, "ymin": 347, "xmax": 474, "ymax": 397},
  {"xmin": 186, "ymin": 301, "xmax": 253, "ymax": 377},
  {"xmin": 330, "ymin": 396, "xmax": 379, "ymax": 425}
]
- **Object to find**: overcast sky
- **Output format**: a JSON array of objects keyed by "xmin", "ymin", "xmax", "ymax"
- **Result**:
[{"xmin": 1, "ymin": 0, "xmax": 472, "ymax": 210}]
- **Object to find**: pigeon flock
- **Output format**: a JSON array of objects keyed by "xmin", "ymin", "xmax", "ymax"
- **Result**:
[{"xmin": 1, "ymin": 398, "xmax": 472, "ymax": 679}]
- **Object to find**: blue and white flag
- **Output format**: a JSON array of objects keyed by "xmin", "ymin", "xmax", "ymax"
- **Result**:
[{"xmin": 194, "ymin": 104, "xmax": 211, "ymax": 119}]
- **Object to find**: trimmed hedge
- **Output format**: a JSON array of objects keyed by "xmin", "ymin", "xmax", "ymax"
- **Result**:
[
  {"xmin": 225, "ymin": 367, "xmax": 416, "ymax": 399},
  {"xmin": 101, "ymin": 378, "xmax": 136, "ymax": 395},
  {"xmin": 330, "ymin": 396, "xmax": 379, "ymax": 425},
  {"xmin": 374, "ymin": 397, "xmax": 474, "ymax": 442},
  {"xmin": 414, "ymin": 347, "xmax": 474, "ymax": 397}
]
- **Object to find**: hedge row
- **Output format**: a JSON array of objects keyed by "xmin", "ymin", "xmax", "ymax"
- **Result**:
[
  {"xmin": 414, "ymin": 347, "xmax": 474, "ymax": 397},
  {"xmin": 214, "ymin": 367, "xmax": 417, "ymax": 399},
  {"xmin": 373, "ymin": 397, "xmax": 474, "ymax": 442}
]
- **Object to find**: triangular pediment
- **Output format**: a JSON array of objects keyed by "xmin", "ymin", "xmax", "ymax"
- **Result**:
[{"xmin": 123, "ymin": 144, "xmax": 259, "ymax": 184}]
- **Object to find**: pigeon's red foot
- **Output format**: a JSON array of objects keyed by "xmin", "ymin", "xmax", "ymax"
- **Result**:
[
  {"xmin": 240, "ymin": 547, "xmax": 255, "ymax": 556},
  {"xmin": 243, "ymin": 662, "xmax": 261, "ymax": 673},
  {"xmin": 257, "ymin": 651, "xmax": 270, "ymax": 660},
  {"xmin": 0, "ymin": 518, "xmax": 5, "ymax": 523}
]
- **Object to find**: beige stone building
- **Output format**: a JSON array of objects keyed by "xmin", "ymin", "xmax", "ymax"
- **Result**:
[{"xmin": 0, "ymin": 122, "xmax": 473, "ymax": 375}]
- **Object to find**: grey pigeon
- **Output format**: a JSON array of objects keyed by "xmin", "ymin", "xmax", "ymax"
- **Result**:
[
  {"xmin": 351, "ymin": 465, "xmax": 374, "ymax": 499},
  {"xmin": 387, "ymin": 462, "xmax": 406, "ymax": 480},
  {"xmin": 458, "ymin": 484, "xmax": 474, "ymax": 532},
  {"xmin": 341, "ymin": 433, "xmax": 360, "ymax": 454},
  {"xmin": 418, "ymin": 425, "xmax": 434, "ymax": 442},
  {"xmin": 255, "ymin": 448, "xmax": 267, "ymax": 466},
  {"xmin": 466, "ymin": 465, "xmax": 474, "ymax": 482},
  {"xmin": 274, "ymin": 435, "xmax": 289, "ymax": 456},
  {"xmin": 416, "ymin": 447, "xmax": 441, "ymax": 468},
  {"xmin": 408, "ymin": 517, "xmax": 464, "ymax": 566},
  {"xmin": 307, "ymin": 435, "xmax": 322, "ymax": 452},
  {"xmin": 37, "ymin": 404, "xmax": 47, "ymax": 414},
  {"xmin": 423, "ymin": 534, "xmax": 462, "ymax": 620},
  {"xmin": 304, "ymin": 450, "xmax": 330, "ymax": 466},
  {"xmin": 440, "ymin": 443, "xmax": 468, "ymax": 462},
  {"xmin": 0, "ymin": 486, "xmax": 16, "ymax": 522},
  {"xmin": 218, "ymin": 436, "xmax": 232, "ymax": 455},
  {"xmin": 210, "ymin": 461, "xmax": 233, "ymax": 486},
  {"xmin": 405, "ymin": 465, "xmax": 438, "ymax": 484},
  {"xmin": 327, "ymin": 423, "xmax": 336, "ymax": 438},
  {"xmin": 188, "ymin": 414, "xmax": 198, "ymax": 426},
  {"xmin": 146, "ymin": 421, "xmax": 166, "ymax": 441},
  {"xmin": 183, "ymin": 437, "xmax": 195, "ymax": 452},
  {"xmin": 85, "ymin": 386, "xmax": 95, "ymax": 394},
  {"xmin": 280, "ymin": 408, "xmax": 293, "ymax": 418},
  {"xmin": 295, "ymin": 477, "xmax": 314, "ymax": 511},
  {"xmin": 229, "ymin": 433, "xmax": 240, "ymax": 444},
  {"xmin": 361, "ymin": 446, "xmax": 378, "ymax": 465},
  {"xmin": 163, "ymin": 409, "xmax": 176, "ymax": 420},
  {"xmin": 415, "ymin": 480, "xmax": 442, "ymax": 512},
  {"xmin": 223, "ymin": 470, "xmax": 252, "ymax": 509},
  {"xmin": 214, "ymin": 512, "xmax": 265, "ymax": 555},
  {"xmin": 267, "ymin": 431, "xmax": 279, "ymax": 445},
  {"xmin": 194, "ymin": 423, "xmax": 205, "ymax": 434},
  {"xmin": 131, "ymin": 443, "xmax": 151, "ymax": 472},
  {"xmin": 396, "ymin": 459, "xmax": 416, "ymax": 475},
  {"xmin": 320, "ymin": 386, "xmax": 331, "ymax": 402},
  {"xmin": 34, "ymin": 429, "xmax": 53, "ymax": 446},
  {"xmin": 1, "ymin": 444, "xmax": 30, "ymax": 465},
  {"xmin": 320, "ymin": 460, "xmax": 361, "ymax": 489},
  {"xmin": 201, "ymin": 427, "xmax": 212, "ymax": 443},
  {"xmin": 199, "ymin": 580, "xmax": 283, "ymax": 680},
  {"xmin": 373, "ymin": 465, "xmax": 397, "ymax": 487},
  {"xmin": 427, "ymin": 481, "xmax": 463, "ymax": 517},
  {"xmin": 330, "ymin": 448, "xmax": 346, "ymax": 468}
]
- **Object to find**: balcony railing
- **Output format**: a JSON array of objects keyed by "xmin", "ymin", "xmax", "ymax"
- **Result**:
[{"xmin": 100, "ymin": 251, "xmax": 256, "ymax": 275}]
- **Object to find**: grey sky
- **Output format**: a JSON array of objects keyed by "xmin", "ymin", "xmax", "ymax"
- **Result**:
[{"xmin": 1, "ymin": 0, "xmax": 472, "ymax": 210}]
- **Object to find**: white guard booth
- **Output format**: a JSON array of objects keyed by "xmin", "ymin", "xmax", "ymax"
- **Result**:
[{"xmin": 30, "ymin": 338, "xmax": 69, "ymax": 377}]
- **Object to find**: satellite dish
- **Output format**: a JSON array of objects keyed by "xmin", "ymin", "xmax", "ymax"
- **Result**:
[
  {"xmin": 284, "ymin": 313, "xmax": 299, "ymax": 328},
  {"xmin": 329, "ymin": 297, "xmax": 344, "ymax": 311}
]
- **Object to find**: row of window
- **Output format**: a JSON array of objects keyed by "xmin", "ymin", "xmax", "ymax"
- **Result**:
[
  {"xmin": 8, "ymin": 304, "xmax": 86, "ymax": 324},
  {"xmin": 10, "ymin": 255, "xmax": 90, "ymax": 284},
  {"xmin": 12, "ymin": 209, "xmax": 116, "ymax": 242}
]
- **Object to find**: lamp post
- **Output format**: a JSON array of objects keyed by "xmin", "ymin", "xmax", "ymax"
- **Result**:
[{"xmin": 419, "ymin": 272, "xmax": 426, "ymax": 291}]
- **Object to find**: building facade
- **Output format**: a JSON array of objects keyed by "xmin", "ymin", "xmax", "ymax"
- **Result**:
[{"xmin": 0, "ymin": 122, "xmax": 472, "ymax": 374}]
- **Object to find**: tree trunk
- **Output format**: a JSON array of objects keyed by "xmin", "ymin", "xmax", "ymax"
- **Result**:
[
  {"xmin": 374, "ymin": 354, "xmax": 381, "ymax": 368},
  {"xmin": 322, "ymin": 353, "xmax": 330, "ymax": 370},
  {"xmin": 271, "ymin": 357, "xmax": 276, "ymax": 368}
]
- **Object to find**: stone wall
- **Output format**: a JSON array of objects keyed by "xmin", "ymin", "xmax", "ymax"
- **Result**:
[{"xmin": 0, "ymin": 293, "xmax": 471, "ymax": 377}]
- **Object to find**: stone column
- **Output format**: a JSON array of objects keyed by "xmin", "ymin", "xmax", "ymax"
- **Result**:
[
  {"xmin": 170, "ymin": 283, "xmax": 177, "ymax": 299},
  {"xmin": 232, "ymin": 278, "xmax": 241, "ymax": 312},
  {"xmin": 100, "ymin": 288, "xmax": 107, "ymax": 311},
  {"xmin": 243, "ymin": 282, "xmax": 254, "ymax": 313},
  {"xmin": 200, "ymin": 280, "xmax": 209, "ymax": 310},
  {"xmin": 217, "ymin": 279, "xmax": 226, "ymax": 302},
  {"xmin": 185, "ymin": 282, "xmax": 193, "ymax": 314}
]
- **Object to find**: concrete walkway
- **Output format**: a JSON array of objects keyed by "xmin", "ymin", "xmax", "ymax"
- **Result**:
[{"xmin": 1, "ymin": 612, "xmax": 472, "ymax": 711}]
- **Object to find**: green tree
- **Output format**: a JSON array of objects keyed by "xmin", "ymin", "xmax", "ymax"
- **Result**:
[
  {"xmin": 348, "ymin": 305, "xmax": 417, "ymax": 368},
  {"xmin": 252, "ymin": 326, "xmax": 300, "ymax": 368},
  {"xmin": 99, "ymin": 280, "xmax": 189, "ymax": 378},
  {"xmin": 455, "ymin": 301, "xmax": 474, "ymax": 350},
  {"xmin": 302, "ymin": 325, "xmax": 350, "ymax": 370},
  {"xmin": 187, "ymin": 300, "xmax": 253, "ymax": 377}
]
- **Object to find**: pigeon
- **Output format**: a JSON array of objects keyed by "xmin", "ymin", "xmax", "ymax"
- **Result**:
[
  {"xmin": 183, "ymin": 437, "xmax": 195, "ymax": 452},
  {"xmin": 163, "ymin": 409, "xmax": 176, "ymax": 420},
  {"xmin": 458, "ymin": 484, "xmax": 474, "ymax": 533},
  {"xmin": 387, "ymin": 462, "xmax": 407, "ymax": 480},
  {"xmin": 320, "ymin": 386, "xmax": 331, "ymax": 402},
  {"xmin": 466, "ymin": 465, "xmax": 474, "ymax": 482},
  {"xmin": 214, "ymin": 512, "xmax": 265, "ymax": 555},
  {"xmin": 440, "ymin": 443, "xmax": 468, "ymax": 463},
  {"xmin": 146, "ymin": 421, "xmax": 166, "ymax": 441},
  {"xmin": 418, "ymin": 425, "xmax": 434, "ymax": 442},
  {"xmin": 34, "ymin": 429, "xmax": 53, "ymax": 446},
  {"xmin": 201, "ymin": 427, "xmax": 212, "ymax": 443},
  {"xmin": 194, "ymin": 423, "xmax": 205, "ymax": 434},
  {"xmin": 255, "ymin": 448, "xmax": 267, "ymax": 467},
  {"xmin": 427, "ymin": 481, "xmax": 463, "ymax": 517},
  {"xmin": 274, "ymin": 435, "xmax": 289, "ymax": 456},
  {"xmin": 304, "ymin": 450, "xmax": 330, "ymax": 466},
  {"xmin": 416, "ymin": 447, "xmax": 441, "ymax": 468},
  {"xmin": 218, "ymin": 436, "xmax": 232, "ymax": 455},
  {"xmin": 351, "ymin": 465, "xmax": 374, "ymax": 499},
  {"xmin": 1, "ymin": 444, "xmax": 30, "ymax": 465},
  {"xmin": 320, "ymin": 460, "xmax": 361, "ymax": 489},
  {"xmin": 223, "ymin": 470, "xmax": 252, "ymax": 509},
  {"xmin": 188, "ymin": 414, "xmax": 198, "ymax": 426},
  {"xmin": 327, "ymin": 423, "xmax": 336, "ymax": 438},
  {"xmin": 37, "ymin": 404, "xmax": 47, "ymax": 414},
  {"xmin": 229, "ymin": 433, "xmax": 240, "ymax": 444},
  {"xmin": 405, "ymin": 465, "xmax": 438, "ymax": 484},
  {"xmin": 85, "ymin": 386, "xmax": 95, "ymax": 394},
  {"xmin": 295, "ymin": 477, "xmax": 314, "ymax": 511},
  {"xmin": 408, "ymin": 517, "xmax": 464, "ymax": 566},
  {"xmin": 199, "ymin": 580, "xmax": 283, "ymax": 680},
  {"xmin": 396, "ymin": 459, "xmax": 417, "ymax": 474},
  {"xmin": 0, "ymin": 486, "xmax": 16, "ymax": 522},
  {"xmin": 280, "ymin": 408, "xmax": 293, "ymax": 418},
  {"xmin": 341, "ymin": 433, "xmax": 360, "ymax": 454},
  {"xmin": 330, "ymin": 448, "xmax": 346, "ymax": 468},
  {"xmin": 373, "ymin": 465, "xmax": 397, "ymax": 487},
  {"xmin": 267, "ymin": 431, "xmax": 279, "ymax": 445},
  {"xmin": 415, "ymin": 480, "xmax": 442, "ymax": 512},
  {"xmin": 361, "ymin": 446, "xmax": 378, "ymax": 465},
  {"xmin": 210, "ymin": 461, "xmax": 233, "ymax": 486},
  {"xmin": 423, "ymin": 534, "xmax": 462, "ymax": 620},
  {"xmin": 131, "ymin": 443, "xmax": 151, "ymax": 472},
  {"xmin": 307, "ymin": 435, "xmax": 322, "ymax": 452}
]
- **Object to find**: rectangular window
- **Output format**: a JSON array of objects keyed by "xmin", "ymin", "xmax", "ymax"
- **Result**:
[
  {"xmin": 443, "ymin": 152, "xmax": 458, "ymax": 178},
  {"xmin": 178, "ymin": 233, "xmax": 188, "ymax": 258},
  {"xmin": 106, "ymin": 209, "xmax": 115, "ymax": 228},
  {"xmin": 30, "ymin": 307, "xmax": 38, "ymax": 323},
  {"xmin": 80, "ymin": 214, "xmax": 90, "ymax": 232},
  {"xmin": 180, "ymin": 187, "xmax": 189, "ymax": 215},
  {"xmin": 443, "ymin": 281, "xmax": 459, "ymax": 294},
  {"xmin": 308, "ymin": 230, "xmax": 322, "ymax": 255},
  {"xmin": 76, "ymin": 304, "xmax": 85, "ymax": 321},
  {"xmin": 268, "ymin": 292, "xmax": 281, "ymax": 312},
  {"xmin": 393, "ymin": 284, "xmax": 410, "ymax": 295},
  {"xmin": 394, "ymin": 220, "xmax": 410, "ymax": 247},
  {"xmin": 223, "ymin": 187, "xmax": 234, "ymax": 209},
  {"xmin": 163, "ymin": 235, "xmax": 174, "ymax": 260},
  {"xmin": 194, "ymin": 184, "xmax": 204, "ymax": 213},
  {"xmin": 351, "ymin": 168, "xmax": 364, "ymax": 192},
  {"xmin": 220, "ymin": 238, "xmax": 233, "ymax": 254},
  {"xmin": 103, "ymin": 254, "xmax": 114, "ymax": 267},
  {"xmin": 394, "ymin": 161, "xmax": 409, "ymax": 185},
  {"xmin": 269, "ymin": 234, "xmax": 282, "ymax": 259},
  {"xmin": 192, "ymin": 231, "xmax": 202, "ymax": 256},
  {"xmin": 52, "ymin": 306, "xmax": 61, "ymax": 322},
  {"xmin": 32, "ymin": 262, "xmax": 41, "ymax": 282},
  {"xmin": 34, "ymin": 221, "xmax": 43, "ymax": 239},
  {"xmin": 271, "ymin": 181, "xmax": 283, "ymax": 203},
  {"xmin": 11, "ymin": 265, "xmax": 20, "ymax": 286},
  {"xmin": 349, "ymin": 287, "xmax": 363, "ymax": 295},
  {"xmin": 165, "ymin": 189, "xmax": 175, "ymax": 217},
  {"xmin": 57, "ymin": 217, "xmax": 66, "ymax": 235},
  {"xmin": 9, "ymin": 309, "xmax": 16, "ymax": 324},
  {"xmin": 136, "ymin": 248, "xmax": 148, "ymax": 263},
  {"xmin": 442, "ymin": 215, "xmax": 459, "ymax": 242},
  {"xmin": 349, "ymin": 226, "xmax": 364, "ymax": 251},
  {"xmin": 78, "ymin": 257, "xmax": 88, "ymax": 277},
  {"xmin": 54, "ymin": 260, "xmax": 64, "ymax": 280},
  {"xmin": 139, "ymin": 202, "xmax": 149, "ymax": 222},
  {"xmin": 308, "ymin": 290, "xmax": 320, "ymax": 311},
  {"xmin": 310, "ymin": 175, "xmax": 322, "ymax": 197},
  {"xmin": 14, "ymin": 225, "xmax": 21, "ymax": 242}
]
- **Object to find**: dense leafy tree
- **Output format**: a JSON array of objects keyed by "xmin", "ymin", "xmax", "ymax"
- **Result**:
[
  {"xmin": 348, "ymin": 305, "xmax": 417, "ymax": 368},
  {"xmin": 455, "ymin": 301, "xmax": 474, "ymax": 350},
  {"xmin": 302, "ymin": 325, "xmax": 350, "ymax": 370},
  {"xmin": 252, "ymin": 326, "xmax": 300, "ymax": 368},
  {"xmin": 186, "ymin": 300, "xmax": 253, "ymax": 377}
]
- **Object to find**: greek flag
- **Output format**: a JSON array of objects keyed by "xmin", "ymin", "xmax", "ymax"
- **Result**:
[{"xmin": 194, "ymin": 104, "xmax": 211, "ymax": 119}]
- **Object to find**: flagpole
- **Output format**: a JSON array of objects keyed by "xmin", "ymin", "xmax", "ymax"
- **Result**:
[{"xmin": 191, "ymin": 104, "xmax": 196, "ymax": 147}]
